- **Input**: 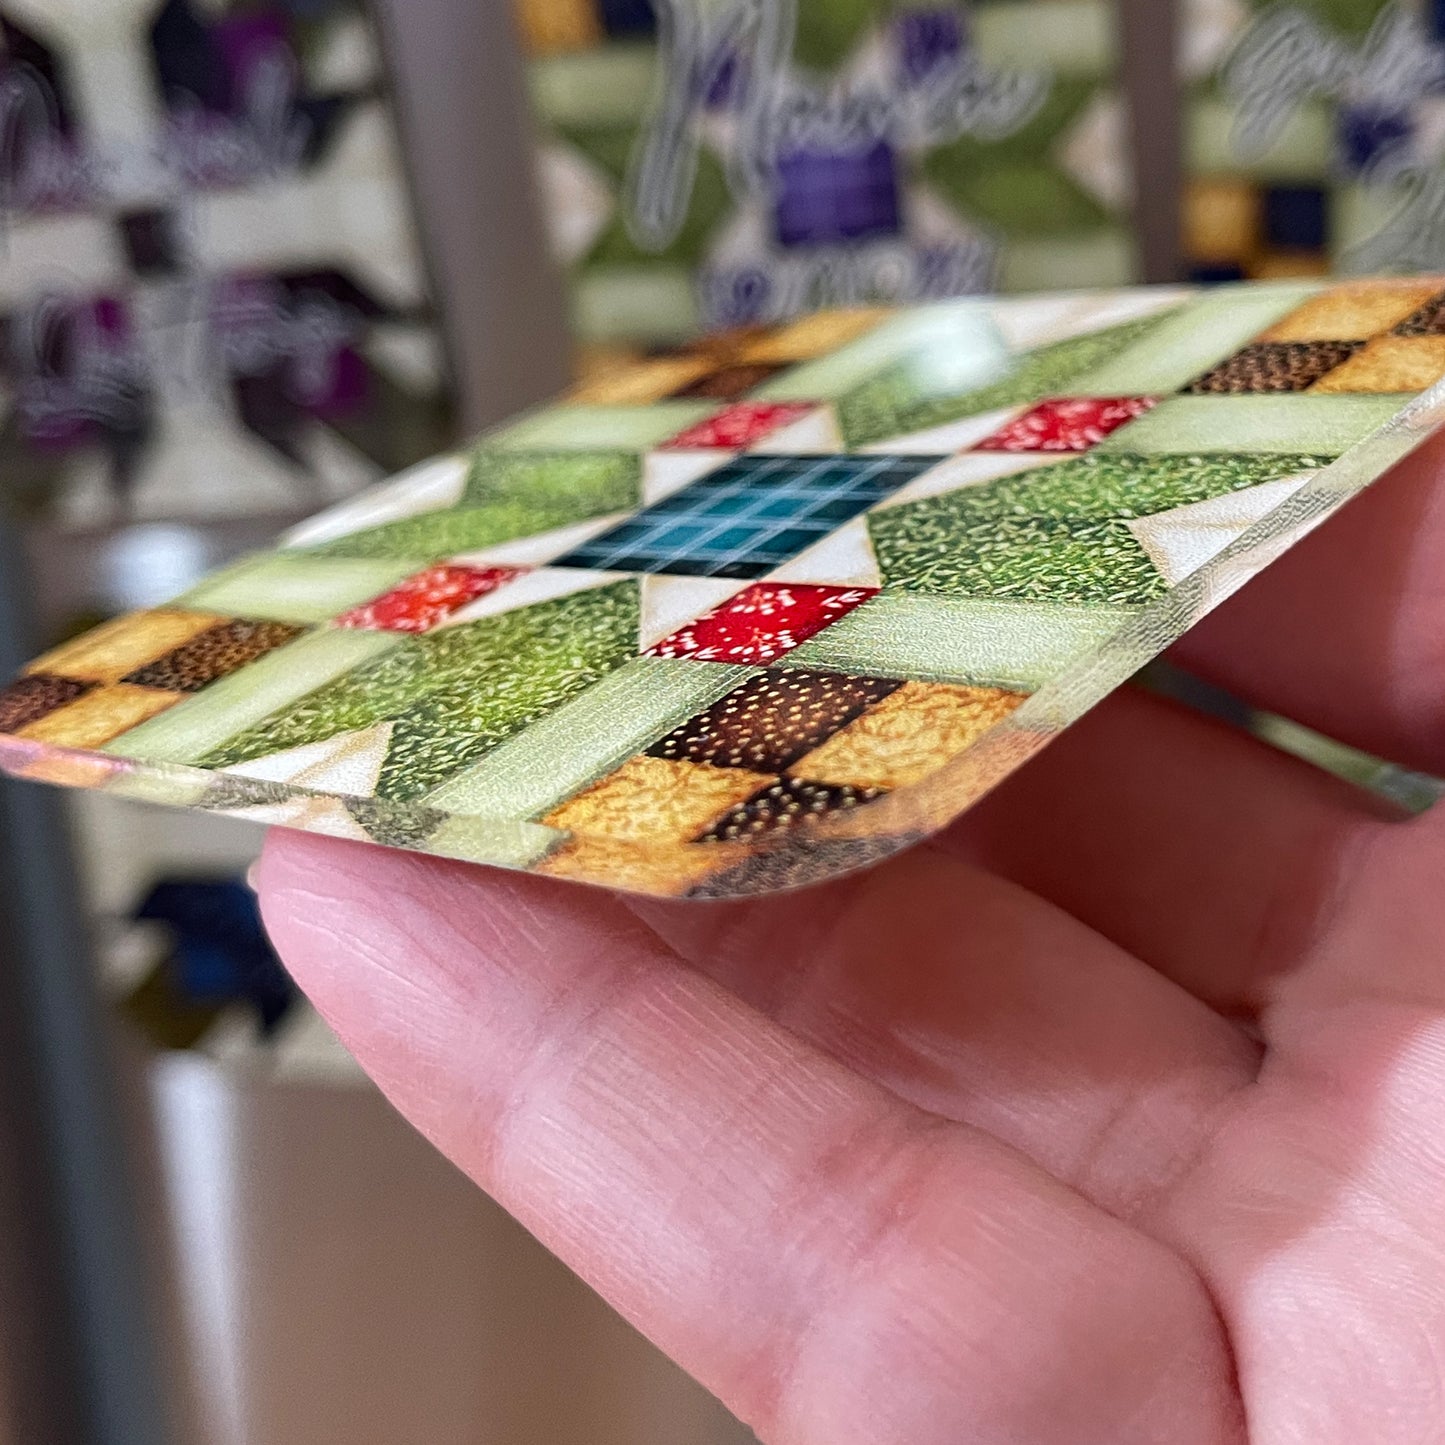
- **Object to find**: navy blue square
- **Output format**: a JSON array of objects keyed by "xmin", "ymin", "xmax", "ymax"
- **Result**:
[
  {"xmin": 1431, "ymin": 0, "xmax": 1445, "ymax": 42},
  {"xmin": 1188, "ymin": 263, "xmax": 1247, "ymax": 284},
  {"xmin": 552, "ymin": 454, "xmax": 947, "ymax": 579},
  {"xmin": 773, "ymin": 141, "xmax": 903, "ymax": 248},
  {"xmin": 1263, "ymin": 187, "xmax": 1327, "ymax": 249},
  {"xmin": 599, "ymin": 0, "xmax": 654, "ymax": 36}
]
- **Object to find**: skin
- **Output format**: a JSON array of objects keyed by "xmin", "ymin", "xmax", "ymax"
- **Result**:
[{"xmin": 256, "ymin": 437, "xmax": 1445, "ymax": 1444}]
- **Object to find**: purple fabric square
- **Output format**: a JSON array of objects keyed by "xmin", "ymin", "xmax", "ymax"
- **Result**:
[
  {"xmin": 896, "ymin": 8, "xmax": 966, "ymax": 84},
  {"xmin": 214, "ymin": 12, "xmax": 292, "ymax": 104},
  {"xmin": 772, "ymin": 141, "xmax": 902, "ymax": 248}
]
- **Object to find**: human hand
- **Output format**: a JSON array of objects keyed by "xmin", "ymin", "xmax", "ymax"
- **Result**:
[{"xmin": 254, "ymin": 439, "xmax": 1445, "ymax": 1445}]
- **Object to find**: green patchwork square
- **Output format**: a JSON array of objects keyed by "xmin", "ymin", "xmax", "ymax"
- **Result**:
[
  {"xmin": 833, "ymin": 308, "xmax": 1179, "ymax": 448},
  {"xmin": 1073, "ymin": 284, "xmax": 1324, "ymax": 395},
  {"xmin": 488, "ymin": 403, "xmax": 717, "ymax": 452},
  {"xmin": 958, "ymin": 451, "xmax": 1331, "ymax": 519},
  {"xmin": 1093, "ymin": 395, "xmax": 1407, "ymax": 454},
  {"xmin": 199, "ymin": 581, "xmax": 642, "ymax": 803},
  {"xmin": 301, "ymin": 452, "xmax": 641, "ymax": 563},
  {"xmin": 572, "ymin": 141, "xmax": 730, "ymax": 268},
  {"xmin": 756, "ymin": 302, "xmax": 1006, "ymax": 405},
  {"xmin": 177, "ymin": 555, "xmax": 420, "ymax": 624},
  {"xmin": 530, "ymin": 46, "xmax": 656, "ymax": 128},
  {"xmin": 786, "ymin": 591, "xmax": 1137, "ymax": 691},
  {"xmin": 461, "ymin": 449, "xmax": 641, "ymax": 512},
  {"xmin": 996, "ymin": 232, "xmax": 1136, "ymax": 293},
  {"xmin": 1186, "ymin": 97, "xmax": 1332, "ymax": 183},
  {"xmin": 867, "ymin": 451, "xmax": 1329, "ymax": 604},
  {"xmin": 573, "ymin": 268, "xmax": 701, "ymax": 345},
  {"xmin": 423, "ymin": 657, "xmax": 755, "ymax": 821},
  {"xmin": 973, "ymin": 0, "xmax": 1115, "ymax": 76},
  {"xmin": 104, "ymin": 630, "xmax": 402, "ymax": 766},
  {"xmin": 791, "ymin": 0, "xmax": 875, "ymax": 70},
  {"xmin": 425, "ymin": 815, "xmax": 564, "ymax": 870}
]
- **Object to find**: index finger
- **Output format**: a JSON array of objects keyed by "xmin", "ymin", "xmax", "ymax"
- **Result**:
[{"xmin": 255, "ymin": 829, "xmax": 1241, "ymax": 1445}]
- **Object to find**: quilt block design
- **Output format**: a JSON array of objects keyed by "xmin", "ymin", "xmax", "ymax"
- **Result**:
[
  {"xmin": 0, "ymin": 0, "xmax": 456, "ymax": 526},
  {"xmin": 520, "ymin": 0, "xmax": 1136, "ymax": 350},
  {"xmin": 3, "ymin": 279, "xmax": 1443, "ymax": 897},
  {"xmin": 1181, "ymin": 0, "xmax": 1445, "ymax": 282}
]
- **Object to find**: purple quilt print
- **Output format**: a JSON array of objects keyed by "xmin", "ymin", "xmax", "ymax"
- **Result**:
[
  {"xmin": 772, "ymin": 141, "xmax": 903, "ymax": 248},
  {"xmin": 896, "ymin": 7, "xmax": 968, "ymax": 85}
]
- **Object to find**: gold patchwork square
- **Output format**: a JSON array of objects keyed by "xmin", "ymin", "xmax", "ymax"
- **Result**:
[
  {"xmin": 1250, "ymin": 250, "xmax": 1330, "ymax": 281},
  {"xmin": 569, "ymin": 356, "xmax": 715, "ymax": 405},
  {"xmin": 1184, "ymin": 179, "xmax": 1258, "ymax": 263},
  {"xmin": 1262, "ymin": 282, "xmax": 1443, "ymax": 342},
  {"xmin": 788, "ymin": 682, "xmax": 1026, "ymax": 791},
  {"xmin": 739, "ymin": 308, "xmax": 894, "ymax": 363},
  {"xmin": 535, "ymin": 833, "xmax": 727, "ymax": 895},
  {"xmin": 1, "ymin": 744, "xmax": 128, "ymax": 789},
  {"xmin": 26, "ymin": 610, "xmax": 224, "ymax": 686},
  {"xmin": 18, "ymin": 684, "xmax": 188, "ymax": 749},
  {"xmin": 512, "ymin": 0, "xmax": 602, "ymax": 55},
  {"xmin": 1309, "ymin": 335, "xmax": 1445, "ymax": 394},
  {"xmin": 543, "ymin": 755, "xmax": 775, "ymax": 843}
]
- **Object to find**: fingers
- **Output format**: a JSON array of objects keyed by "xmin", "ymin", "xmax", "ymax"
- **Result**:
[
  {"xmin": 1154, "ymin": 805, "xmax": 1445, "ymax": 1444},
  {"xmin": 629, "ymin": 850, "xmax": 1257, "ymax": 1219},
  {"xmin": 256, "ymin": 831, "xmax": 1243, "ymax": 1445},
  {"xmin": 942, "ymin": 686, "xmax": 1403, "ymax": 1015},
  {"xmin": 1170, "ymin": 433, "xmax": 1445, "ymax": 776}
]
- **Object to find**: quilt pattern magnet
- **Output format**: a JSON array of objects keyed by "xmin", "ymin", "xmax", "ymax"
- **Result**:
[{"xmin": 2, "ymin": 279, "xmax": 1443, "ymax": 898}]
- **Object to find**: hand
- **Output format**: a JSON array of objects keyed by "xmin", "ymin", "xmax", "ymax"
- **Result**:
[{"xmin": 255, "ymin": 440, "xmax": 1445, "ymax": 1445}]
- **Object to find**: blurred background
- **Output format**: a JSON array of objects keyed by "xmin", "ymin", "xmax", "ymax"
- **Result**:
[{"xmin": 0, "ymin": 2, "xmax": 1442, "ymax": 1442}]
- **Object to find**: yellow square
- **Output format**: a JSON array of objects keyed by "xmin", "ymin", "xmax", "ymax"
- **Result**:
[
  {"xmin": 1261, "ymin": 282, "xmax": 1442, "ymax": 342},
  {"xmin": 788, "ymin": 683, "xmax": 1026, "ymax": 791},
  {"xmin": 544, "ymin": 755, "xmax": 775, "ymax": 843},
  {"xmin": 535, "ymin": 833, "xmax": 727, "ymax": 896},
  {"xmin": 1184, "ymin": 180, "xmax": 1259, "ymax": 263},
  {"xmin": 1310, "ymin": 335, "xmax": 1445, "ymax": 394},
  {"xmin": 512, "ymin": 0, "xmax": 602, "ymax": 55},
  {"xmin": 18, "ymin": 684, "xmax": 187, "ymax": 749},
  {"xmin": 1, "ymin": 746, "xmax": 128, "ymax": 788},
  {"xmin": 740, "ymin": 308, "xmax": 894, "ymax": 364},
  {"xmin": 1250, "ymin": 250, "xmax": 1331, "ymax": 280},
  {"xmin": 568, "ymin": 356, "xmax": 714, "ymax": 405},
  {"xmin": 26, "ymin": 610, "xmax": 223, "ymax": 686}
]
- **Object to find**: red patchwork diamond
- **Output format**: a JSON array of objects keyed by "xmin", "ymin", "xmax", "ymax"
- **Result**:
[
  {"xmin": 974, "ymin": 397, "xmax": 1157, "ymax": 452},
  {"xmin": 661, "ymin": 402, "xmax": 816, "ymax": 450},
  {"xmin": 647, "ymin": 582, "xmax": 877, "ymax": 665},
  {"xmin": 336, "ymin": 564, "xmax": 526, "ymax": 633}
]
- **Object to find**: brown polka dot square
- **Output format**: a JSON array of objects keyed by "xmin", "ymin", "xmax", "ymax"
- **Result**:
[
  {"xmin": 1184, "ymin": 341, "xmax": 1362, "ymax": 394},
  {"xmin": 1393, "ymin": 293, "xmax": 1445, "ymax": 337},
  {"xmin": 670, "ymin": 363, "xmax": 787, "ymax": 401},
  {"xmin": 695, "ymin": 778, "xmax": 887, "ymax": 843},
  {"xmin": 122, "ymin": 619, "xmax": 305, "ymax": 692},
  {"xmin": 0, "ymin": 674, "xmax": 92, "ymax": 734},
  {"xmin": 647, "ymin": 669, "xmax": 902, "ymax": 774}
]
